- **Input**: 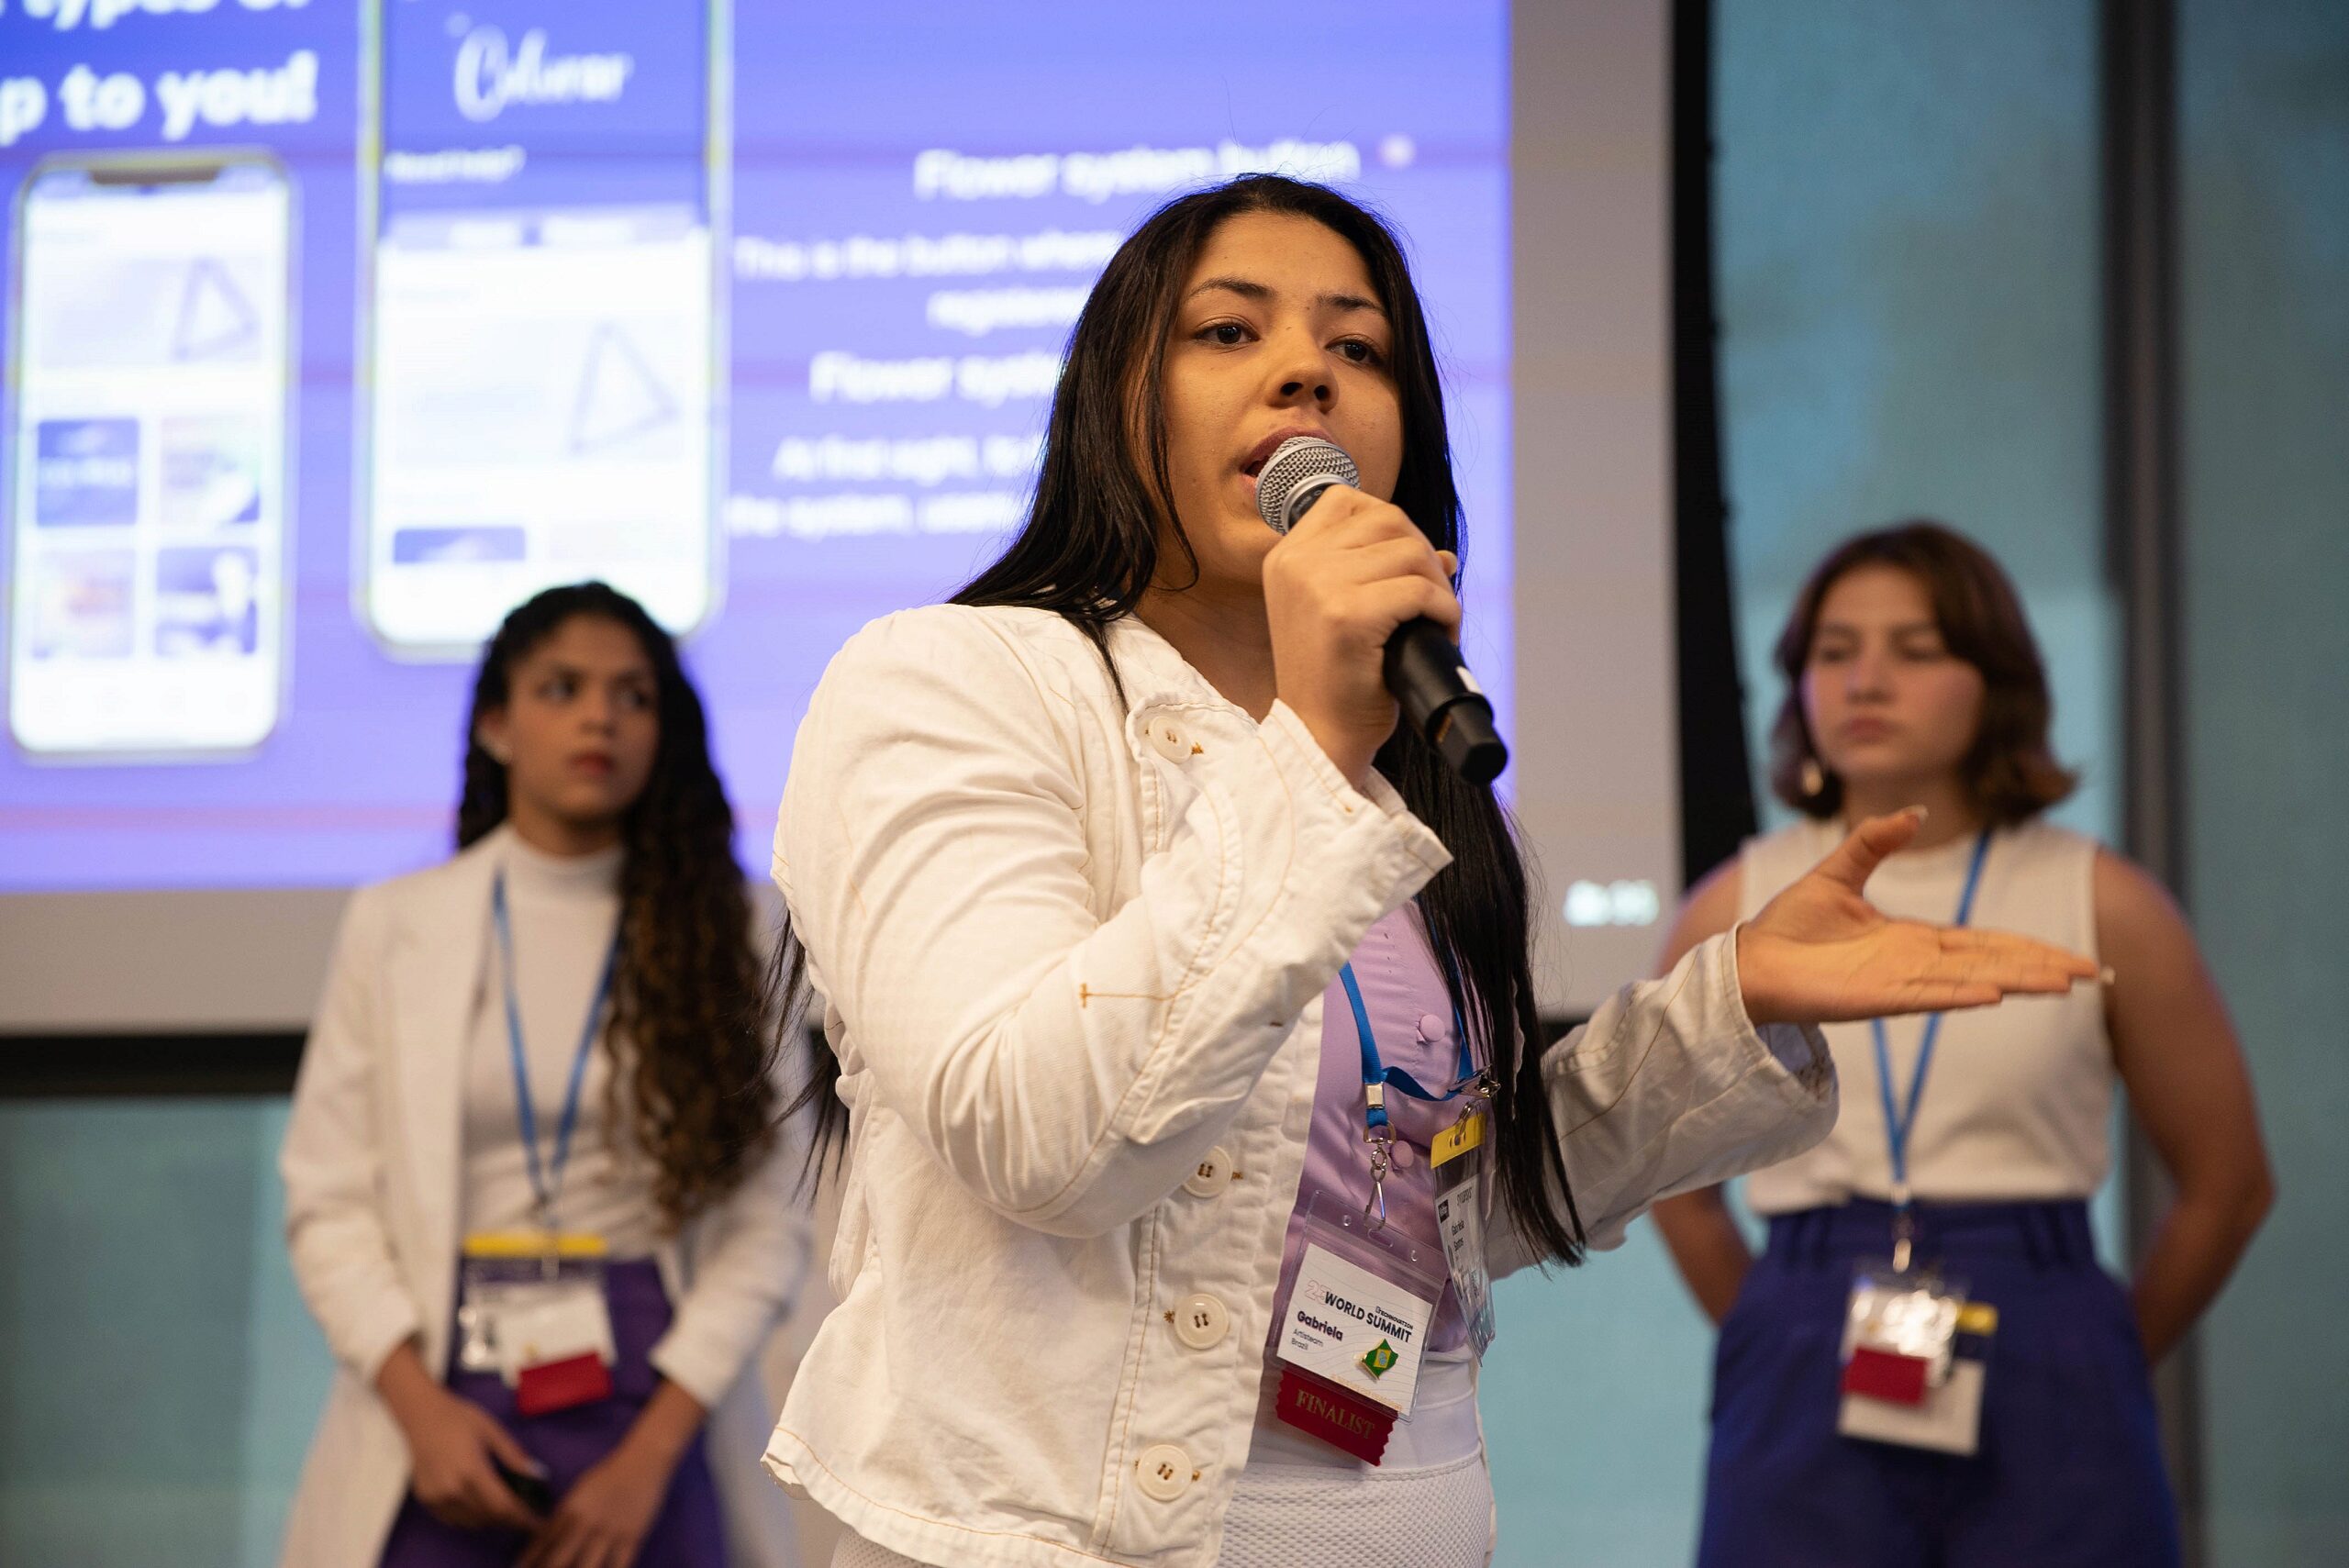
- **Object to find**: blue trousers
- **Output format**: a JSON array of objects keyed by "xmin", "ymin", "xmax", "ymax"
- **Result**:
[{"xmin": 1697, "ymin": 1199, "xmax": 2180, "ymax": 1568}]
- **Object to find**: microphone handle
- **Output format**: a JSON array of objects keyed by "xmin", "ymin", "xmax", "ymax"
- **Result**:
[{"xmin": 1383, "ymin": 617, "xmax": 1508, "ymax": 785}]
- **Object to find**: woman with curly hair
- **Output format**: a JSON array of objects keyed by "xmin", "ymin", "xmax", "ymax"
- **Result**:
[{"xmin": 279, "ymin": 582, "xmax": 809, "ymax": 1568}]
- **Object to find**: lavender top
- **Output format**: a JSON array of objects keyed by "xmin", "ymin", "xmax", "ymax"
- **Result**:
[{"xmin": 1268, "ymin": 906, "xmax": 1479, "ymax": 1357}]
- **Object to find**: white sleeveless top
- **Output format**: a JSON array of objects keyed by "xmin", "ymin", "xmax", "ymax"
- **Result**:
[{"xmin": 1737, "ymin": 817, "xmax": 2113, "ymax": 1214}]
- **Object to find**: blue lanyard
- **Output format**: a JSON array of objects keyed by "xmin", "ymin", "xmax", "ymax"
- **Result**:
[
  {"xmin": 1338, "ymin": 961, "xmax": 1476, "ymax": 1139},
  {"xmin": 492, "ymin": 869, "xmax": 619, "ymax": 1229},
  {"xmin": 1871, "ymin": 829, "xmax": 1993, "ymax": 1221}
]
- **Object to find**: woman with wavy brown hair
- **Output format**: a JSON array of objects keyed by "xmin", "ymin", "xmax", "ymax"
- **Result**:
[
  {"xmin": 1653, "ymin": 522, "xmax": 2273, "ymax": 1568},
  {"xmin": 279, "ymin": 582, "xmax": 808, "ymax": 1568}
]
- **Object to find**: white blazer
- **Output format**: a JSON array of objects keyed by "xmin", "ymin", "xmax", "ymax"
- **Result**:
[
  {"xmin": 763, "ymin": 605, "xmax": 1835, "ymax": 1568},
  {"xmin": 277, "ymin": 835, "xmax": 811, "ymax": 1568}
]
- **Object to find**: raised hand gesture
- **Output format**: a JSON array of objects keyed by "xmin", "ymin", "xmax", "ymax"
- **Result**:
[{"xmin": 1736, "ymin": 809, "xmax": 2101, "ymax": 1027}]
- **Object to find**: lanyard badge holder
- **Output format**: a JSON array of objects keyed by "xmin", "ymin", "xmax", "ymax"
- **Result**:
[
  {"xmin": 456, "ymin": 872, "xmax": 620, "ymax": 1417},
  {"xmin": 1431, "ymin": 1068, "xmax": 1497, "ymax": 1362},
  {"xmin": 1341, "ymin": 960, "xmax": 1497, "ymax": 1361},
  {"xmin": 1359, "ymin": 957, "xmax": 1500, "ymax": 1363},
  {"xmin": 1837, "ymin": 831, "xmax": 1999, "ymax": 1455},
  {"xmin": 1269, "ymin": 1190, "xmax": 1448, "ymax": 1465},
  {"xmin": 1268, "ymin": 962, "xmax": 1495, "ymax": 1463}
]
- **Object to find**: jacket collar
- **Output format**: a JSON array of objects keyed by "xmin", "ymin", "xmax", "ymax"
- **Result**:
[{"xmin": 1102, "ymin": 614, "xmax": 1254, "ymax": 718}]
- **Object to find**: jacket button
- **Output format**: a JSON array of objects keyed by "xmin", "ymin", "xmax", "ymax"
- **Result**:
[
  {"xmin": 1183, "ymin": 1147, "xmax": 1233, "ymax": 1197},
  {"xmin": 1147, "ymin": 717, "xmax": 1190, "ymax": 762},
  {"xmin": 1172, "ymin": 1293, "xmax": 1230, "ymax": 1350},
  {"xmin": 1135, "ymin": 1443, "xmax": 1194, "ymax": 1501}
]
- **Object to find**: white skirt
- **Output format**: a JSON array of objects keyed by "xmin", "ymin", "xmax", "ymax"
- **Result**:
[{"xmin": 829, "ymin": 1447, "xmax": 1495, "ymax": 1568}]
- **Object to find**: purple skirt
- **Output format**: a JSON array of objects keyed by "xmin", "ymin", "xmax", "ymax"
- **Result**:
[{"xmin": 378, "ymin": 1258, "xmax": 729, "ymax": 1568}]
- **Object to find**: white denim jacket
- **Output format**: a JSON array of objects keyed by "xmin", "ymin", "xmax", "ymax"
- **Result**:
[{"xmin": 763, "ymin": 605, "xmax": 1834, "ymax": 1568}]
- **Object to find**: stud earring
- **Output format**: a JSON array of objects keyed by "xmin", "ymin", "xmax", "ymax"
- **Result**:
[{"xmin": 1799, "ymin": 756, "xmax": 1826, "ymax": 798}]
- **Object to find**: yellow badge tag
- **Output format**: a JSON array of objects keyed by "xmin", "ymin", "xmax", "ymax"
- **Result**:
[
  {"xmin": 462, "ymin": 1229, "xmax": 609, "ymax": 1261},
  {"xmin": 1955, "ymin": 1301, "xmax": 1999, "ymax": 1337},
  {"xmin": 1431, "ymin": 1112, "xmax": 1487, "ymax": 1170}
]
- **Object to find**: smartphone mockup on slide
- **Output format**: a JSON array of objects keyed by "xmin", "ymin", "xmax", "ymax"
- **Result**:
[
  {"xmin": 357, "ymin": 0, "xmax": 727, "ymax": 656},
  {"xmin": 6, "ymin": 154, "xmax": 295, "ymax": 761}
]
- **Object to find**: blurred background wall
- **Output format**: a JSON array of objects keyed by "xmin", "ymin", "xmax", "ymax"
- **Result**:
[{"xmin": 2176, "ymin": 1, "xmax": 2349, "ymax": 1560}]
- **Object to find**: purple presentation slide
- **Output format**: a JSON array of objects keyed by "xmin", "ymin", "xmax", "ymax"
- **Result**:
[{"xmin": 0, "ymin": 0, "xmax": 1507, "ymax": 893}]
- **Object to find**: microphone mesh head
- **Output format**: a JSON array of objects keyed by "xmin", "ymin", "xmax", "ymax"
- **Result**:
[{"xmin": 1254, "ymin": 436, "xmax": 1359, "ymax": 534}]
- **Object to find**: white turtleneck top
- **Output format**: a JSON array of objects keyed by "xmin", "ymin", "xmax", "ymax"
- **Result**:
[{"xmin": 460, "ymin": 825, "xmax": 660, "ymax": 1257}]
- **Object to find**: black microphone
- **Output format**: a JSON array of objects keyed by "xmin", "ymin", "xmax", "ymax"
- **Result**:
[{"xmin": 1254, "ymin": 436, "xmax": 1508, "ymax": 785}]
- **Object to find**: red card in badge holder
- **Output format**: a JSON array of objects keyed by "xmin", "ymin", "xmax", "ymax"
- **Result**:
[
  {"xmin": 517, "ymin": 1351, "xmax": 613, "ymax": 1416},
  {"xmin": 1841, "ymin": 1265, "xmax": 1964, "ymax": 1392},
  {"xmin": 1838, "ymin": 1262, "xmax": 1990, "ymax": 1452},
  {"xmin": 1274, "ymin": 1366, "xmax": 1397, "ymax": 1463},
  {"xmin": 494, "ymin": 1278, "xmax": 617, "ymax": 1414},
  {"xmin": 1842, "ymin": 1343, "xmax": 1931, "ymax": 1406},
  {"xmin": 1840, "ymin": 1296, "xmax": 1998, "ymax": 1455}
]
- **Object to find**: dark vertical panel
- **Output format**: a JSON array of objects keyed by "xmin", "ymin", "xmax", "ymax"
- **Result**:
[
  {"xmin": 2101, "ymin": 0, "xmax": 2205, "ymax": 1556},
  {"xmin": 1673, "ymin": 0, "xmax": 1758, "ymax": 887}
]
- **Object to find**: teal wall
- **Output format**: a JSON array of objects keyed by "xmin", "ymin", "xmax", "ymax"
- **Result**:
[
  {"xmin": 2177, "ymin": 0, "xmax": 2349, "ymax": 1560},
  {"xmin": 1712, "ymin": 0, "xmax": 2116, "ymax": 848},
  {"xmin": 0, "ymin": 1101, "xmax": 328, "ymax": 1567}
]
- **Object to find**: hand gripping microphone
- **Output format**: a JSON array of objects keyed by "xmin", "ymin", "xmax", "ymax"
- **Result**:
[{"xmin": 1254, "ymin": 436, "xmax": 1508, "ymax": 785}]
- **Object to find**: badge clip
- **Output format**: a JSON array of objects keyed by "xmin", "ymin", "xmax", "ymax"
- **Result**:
[
  {"xmin": 1362, "ymin": 1126, "xmax": 1393, "ymax": 1232},
  {"xmin": 1890, "ymin": 1182, "xmax": 1918, "ymax": 1275}
]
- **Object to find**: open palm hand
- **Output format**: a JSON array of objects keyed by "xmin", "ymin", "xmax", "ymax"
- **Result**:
[{"xmin": 1736, "ymin": 809, "xmax": 2101, "ymax": 1027}]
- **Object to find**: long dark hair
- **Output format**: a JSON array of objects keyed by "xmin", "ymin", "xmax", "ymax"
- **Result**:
[
  {"xmin": 1769, "ymin": 521, "xmax": 2078, "ymax": 824},
  {"xmin": 461, "ymin": 582, "xmax": 774, "ymax": 1230},
  {"xmin": 777, "ymin": 175, "xmax": 1585, "ymax": 1265}
]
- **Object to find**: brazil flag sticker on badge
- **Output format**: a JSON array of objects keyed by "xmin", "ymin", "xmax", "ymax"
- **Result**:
[{"xmin": 1360, "ymin": 1339, "xmax": 1399, "ymax": 1379}]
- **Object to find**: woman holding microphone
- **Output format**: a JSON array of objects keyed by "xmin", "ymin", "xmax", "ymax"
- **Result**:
[
  {"xmin": 1653, "ymin": 523, "xmax": 2272, "ymax": 1567},
  {"xmin": 758, "ymin": 179, "xmax": 2100, "ymax": 1568},
  {"xmin": 280, "ymin": 583, "xmax": 809, "ymax": 1568}
]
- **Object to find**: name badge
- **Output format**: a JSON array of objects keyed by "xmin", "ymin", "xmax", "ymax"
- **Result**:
[
  {"xmin": 457, "ymin": 1231, "xmax": 616, "ymax": 1416},
  {"xmin": 1836, "ymin": 1264, "xmax": 1993, "ymax": 1454},
  {"xmin": 497, "ymin": 1280, "xmax": 618, "ymax": 1416},
  {"xmin": 1430, "ymin": 1105, "xmax": 1496, "ymax": 1359},
  {"xmin": 1433, "ymin": 1171, "xmax": 1496, "ymax": 1361},
  {"xmin": 1275, "ymin": 1241, "xmax": 1438, "ymax": 1415}
]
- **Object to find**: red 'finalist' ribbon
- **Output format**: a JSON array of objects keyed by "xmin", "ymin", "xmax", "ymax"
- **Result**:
[{"xmin": 1274, "ymin": 1366, "xmax": 1397, "ymax": 1464}]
